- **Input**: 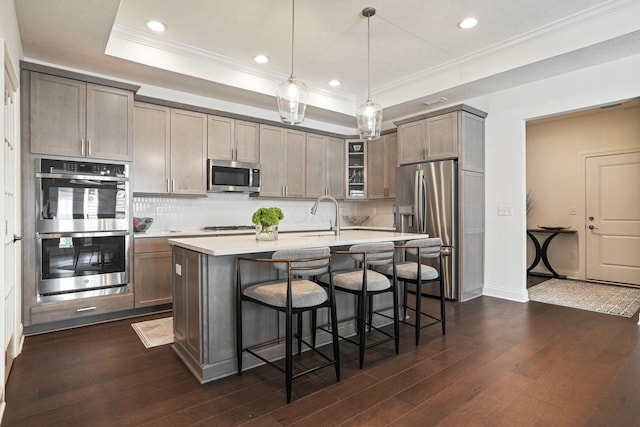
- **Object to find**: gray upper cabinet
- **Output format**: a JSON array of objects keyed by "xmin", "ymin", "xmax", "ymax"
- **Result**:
[
  {"xmin": 207, "ymin": 116, "xmax": 260, "ymax": 164},
  {"xmin": 133, "ymin": 102, "xmax": 206, "ymax": 195},
  {"xmin": 170, "ymin": 109, "xmax": 208, "ymax": 195},
  {"xmin": 133, "ymin": 102, "xmax": 171, "ymax": 193},
  {"xmin": 259, "ymin": 125, "xmax": 306, "ymax": 198},
  {"xmin": 305, "ymin": 133, "xmax": 345, "ymax": 199},
  {"xmin": 397, "ymin": 111, "xmax": 457, "ymax": 165},
  {"xmin": 367, "ymin": 132, "xmax": 397, "ymax": 200},
  {"xmin": 29, "ymin": 72, "xmax": 133, "ymax": 161}
]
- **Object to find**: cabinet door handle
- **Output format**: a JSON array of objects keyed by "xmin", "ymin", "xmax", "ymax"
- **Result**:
[
  {"xmin": 171, "ymin": 179, "xmax": 176, "ymax": 193},
  {"xmin": 87, "ymin": 139, "xmax": 92, "ymax": 157},
  {"xmin": 76, "ymin": 306, "xmax": 97, "ymax": 313},
  {"xmin": 81, "ymin": 138, "xmax": 85, "ymax": 156}
]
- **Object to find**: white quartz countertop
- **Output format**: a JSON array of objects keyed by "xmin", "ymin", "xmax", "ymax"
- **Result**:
[{"xmin": 168, "ymin": 230, "xmax": 427, "ymax": 256}]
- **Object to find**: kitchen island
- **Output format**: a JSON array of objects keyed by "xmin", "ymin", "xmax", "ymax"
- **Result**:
[{"xmin": 168, "ymin": 229, "xmax": 427, "ymax": 383}]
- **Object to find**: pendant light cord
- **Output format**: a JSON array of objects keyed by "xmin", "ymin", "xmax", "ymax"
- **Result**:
[
  {"xmin": 290, "ymin": 0, "xmax": 296, "ymax": 78},
  {"xmin": 366, "ymin": 13, "xmax": 371, "ymax": 102}
]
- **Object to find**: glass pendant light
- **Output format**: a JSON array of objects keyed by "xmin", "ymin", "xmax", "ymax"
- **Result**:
[
  {"xmin": 276, "ymin": 0, "xmax": 308, "ymax": 124},
  {"xmin": 356, "ymin": 7, "xmax": 382, "ymax": 140}
]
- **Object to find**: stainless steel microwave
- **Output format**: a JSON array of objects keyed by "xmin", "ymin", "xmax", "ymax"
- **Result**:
[{"xmin": 207, "ymin": 159, "xmax": 261, "ymax": 193}]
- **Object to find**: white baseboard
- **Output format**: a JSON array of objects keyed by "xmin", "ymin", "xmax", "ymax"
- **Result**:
[{"xmin": 482, "ymin": 283, "xmax": 529, "ymax": 302}]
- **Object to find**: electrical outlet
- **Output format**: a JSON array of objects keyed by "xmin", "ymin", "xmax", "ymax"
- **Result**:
[
  {"xmin": 156, "ymin": 206, "xmax": 163, "ymax": 215},
  {"xmin": 569, "ymin": 207, "xmax": 577, "ymax": 215},
  {"xmin": 570, "ymin": 251, "xmax": 577, "ymax": 260},
  {"xmin": 498, "ymin": 205, "xmax": 513, "ymax": 216}
]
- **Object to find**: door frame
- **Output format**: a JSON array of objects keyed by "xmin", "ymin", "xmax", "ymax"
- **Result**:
[{"xmin": 579, "ymin": 147, "xmax": 640, "ymax": 283}]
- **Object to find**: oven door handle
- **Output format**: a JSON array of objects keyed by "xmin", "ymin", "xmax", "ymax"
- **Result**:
[
  {"xmin": 35, "ymin": 172, "xmax": 128, "ymax": 182},
  {"xmin": 36, "ymin": 231, "xmax": 130, "ymax": 239}
]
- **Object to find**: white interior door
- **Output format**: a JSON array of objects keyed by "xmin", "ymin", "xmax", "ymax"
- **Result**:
[
  {"xmin": 585, "ymin": 152, "xmax": 640, "ymax": 285},
  {"xmin": 2, "ymin": 58, "xmax": 22, "ymax": 416}
]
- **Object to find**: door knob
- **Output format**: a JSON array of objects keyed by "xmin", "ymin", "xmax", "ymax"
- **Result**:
[{"xmin": 588, "ymin": 225, "xmax": 598, "ymax": 230}]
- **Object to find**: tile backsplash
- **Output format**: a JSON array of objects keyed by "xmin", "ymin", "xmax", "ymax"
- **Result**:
[{"xmin": 133, "ymin": 194, "xmax": 395, "ymax": 232}]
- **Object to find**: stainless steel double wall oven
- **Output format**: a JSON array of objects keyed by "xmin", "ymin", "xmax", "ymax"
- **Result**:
[{"xmin": 35, "ymin": 158, "xmax": 131, "ymax": 301}]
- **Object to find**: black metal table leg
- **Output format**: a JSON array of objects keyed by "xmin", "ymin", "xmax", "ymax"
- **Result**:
[{"xmin": 527, "ymin": 230, "xmax": 567, "ymax": 279}]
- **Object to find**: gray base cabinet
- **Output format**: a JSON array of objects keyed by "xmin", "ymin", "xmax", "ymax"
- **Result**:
[
  {"xmin": 173, "ymin": 246, "xmax": 204, "ymax": 375},
  {"xmin": 133, "ymin": 238, "xmax": 173, "ymax": 308}
]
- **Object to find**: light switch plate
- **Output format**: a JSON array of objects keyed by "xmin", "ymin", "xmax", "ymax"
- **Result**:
[{"xmin": 498, "ymin": 205, "xmax": 513, "ymax": 216}]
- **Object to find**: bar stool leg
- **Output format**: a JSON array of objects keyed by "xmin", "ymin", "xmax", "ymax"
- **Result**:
[
  {"xmin": 297, "ymin": 313, "xmax": 303, "ymax": 355},
  {"xmin": 415, "ymin": 280, "xmax": 422, "ymax": 346},
  {"xmin": 358, "ymin": 292, "xmax": 367, "ymax": 369},
  {"xmin": 367, "ymin": 295, "xmax": 374, "ymax": 332},
  {"xmin": 285, "ymin": 309, "xmax": 293, "ymax": 404},
  {"xmin": 235, "ymin": 285, "xmax": 243, "ymax": 375},
  {"xmin": 440, "ymin": 275, "xmax": 446, "ymax": 335},
  {"xmin": 392, "ymin": 278, "xmax": 400, "ymax": 354},
  {"xmin": 311, "ymin": 309, "xmax": 318, "ymax": 348},
  {"xmin": 403, "ymin": 281, "xmax": 408, "ymax": 320},
  {"xmin": 329, "ymin": 295, "xmax": 341, "ymax": 380}
]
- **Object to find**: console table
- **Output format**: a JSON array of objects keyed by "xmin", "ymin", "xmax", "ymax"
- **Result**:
[{"xmin": 527, "ymin": 228, "xmax": 577, "ymax": 279}]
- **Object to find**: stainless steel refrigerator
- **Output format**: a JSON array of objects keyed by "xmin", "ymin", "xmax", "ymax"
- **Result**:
[{"xmin": 395, "ymin": 159, "xmax": 458, "ymax": 300}]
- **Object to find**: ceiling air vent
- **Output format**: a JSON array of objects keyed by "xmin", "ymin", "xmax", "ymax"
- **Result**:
[{"xmin": 423, "ymin": 97, "xmax": 448, "ymax": 106}]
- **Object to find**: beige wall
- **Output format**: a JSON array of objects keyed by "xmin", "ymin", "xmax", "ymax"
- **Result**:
[{"xmin": 526, "ymin": 102, "xmax": 640, "ymax": 279}]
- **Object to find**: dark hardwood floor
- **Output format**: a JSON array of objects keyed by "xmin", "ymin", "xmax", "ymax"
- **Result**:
[{"xmin": 4, "ymin": 295, "xmax": 640, "ymax": 426}]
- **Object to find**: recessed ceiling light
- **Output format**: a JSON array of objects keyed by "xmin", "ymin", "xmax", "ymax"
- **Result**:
[
  {"xmin": 328, "ymin": 79, "xmax": 341, "ymax": 87},
  {"xmin": 254, "ymin": 55, "xmax": 269, "ymax": 64},
  {"xmin": 457, "ymin": 17, "xmax": 478, "ymax": 29},
  {"xmin": 146, "ymin": 20, "xmax": 167, "ymax": 32}
]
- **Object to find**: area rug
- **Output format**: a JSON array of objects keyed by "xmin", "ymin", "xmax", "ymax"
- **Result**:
[
  {"xmin": 131, "ymin": 317, "xmax": 173, "ymax": 348},
  {"xmin": 528, "ymin": 279, "xmax": 640, "ymax": 318}
]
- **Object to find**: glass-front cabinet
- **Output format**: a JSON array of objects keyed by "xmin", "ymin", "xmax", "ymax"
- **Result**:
[{"xmin": 346, "ymin": 139, "xmax": 367, "ymax": 199}]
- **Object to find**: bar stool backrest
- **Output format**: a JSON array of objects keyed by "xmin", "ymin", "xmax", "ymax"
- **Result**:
[
  {"xmin": 349, "ymin": 242, "xmax": 395, "ymax": 266},
  {"xmin": 272, "ymin": 247, "xmax": 331, "ymax": 277},
  {"xmin": 405, "ymin": 238, "xmax": 441, "ymax": 259}
]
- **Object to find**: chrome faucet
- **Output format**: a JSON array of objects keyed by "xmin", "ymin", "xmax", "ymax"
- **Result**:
[{"xmin": 311, "ymin": 195, "xmax": 340, "ymax": 236}]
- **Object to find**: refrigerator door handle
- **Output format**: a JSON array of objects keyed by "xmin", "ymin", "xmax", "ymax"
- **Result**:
[
  {"xmin": 414, "ymin": 171, "xmax": 420, "ymax": 233},
  {"xmin": 420, "ymin": 170, "xmax": 427, "ymax": 233},
  {"xmin": 414, "ymin": 170, "xmax": 426, "ymax": 234}
]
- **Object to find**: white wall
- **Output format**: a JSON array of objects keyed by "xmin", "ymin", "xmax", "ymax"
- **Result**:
[{"xmin": 465, "ymin": 53, "xmax": 640, "ymax": 302}]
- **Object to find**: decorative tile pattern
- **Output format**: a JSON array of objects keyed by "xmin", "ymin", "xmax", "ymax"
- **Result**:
[
  {"xmin": 131, "ymin": 317, "xmax": 173, "ymax": 348},
  {"xmin": 528, "ymin": 279, "xmax": 640, "ymax": 318}
]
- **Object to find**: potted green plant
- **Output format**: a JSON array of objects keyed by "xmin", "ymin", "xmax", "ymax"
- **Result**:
[{"xmin": 251, "ymin": 207, "xmax": 284, "ymax": 241}]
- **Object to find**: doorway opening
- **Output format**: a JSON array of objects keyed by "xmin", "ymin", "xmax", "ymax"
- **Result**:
[{"xmin": 525, "ymin": 98, "xmax": 640, "ymax": 288}]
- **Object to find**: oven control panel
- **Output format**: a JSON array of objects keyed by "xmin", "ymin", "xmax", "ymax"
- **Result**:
[{"xmin": 40, "ymin": 159, "xmax": 127, "ymax": 177}]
